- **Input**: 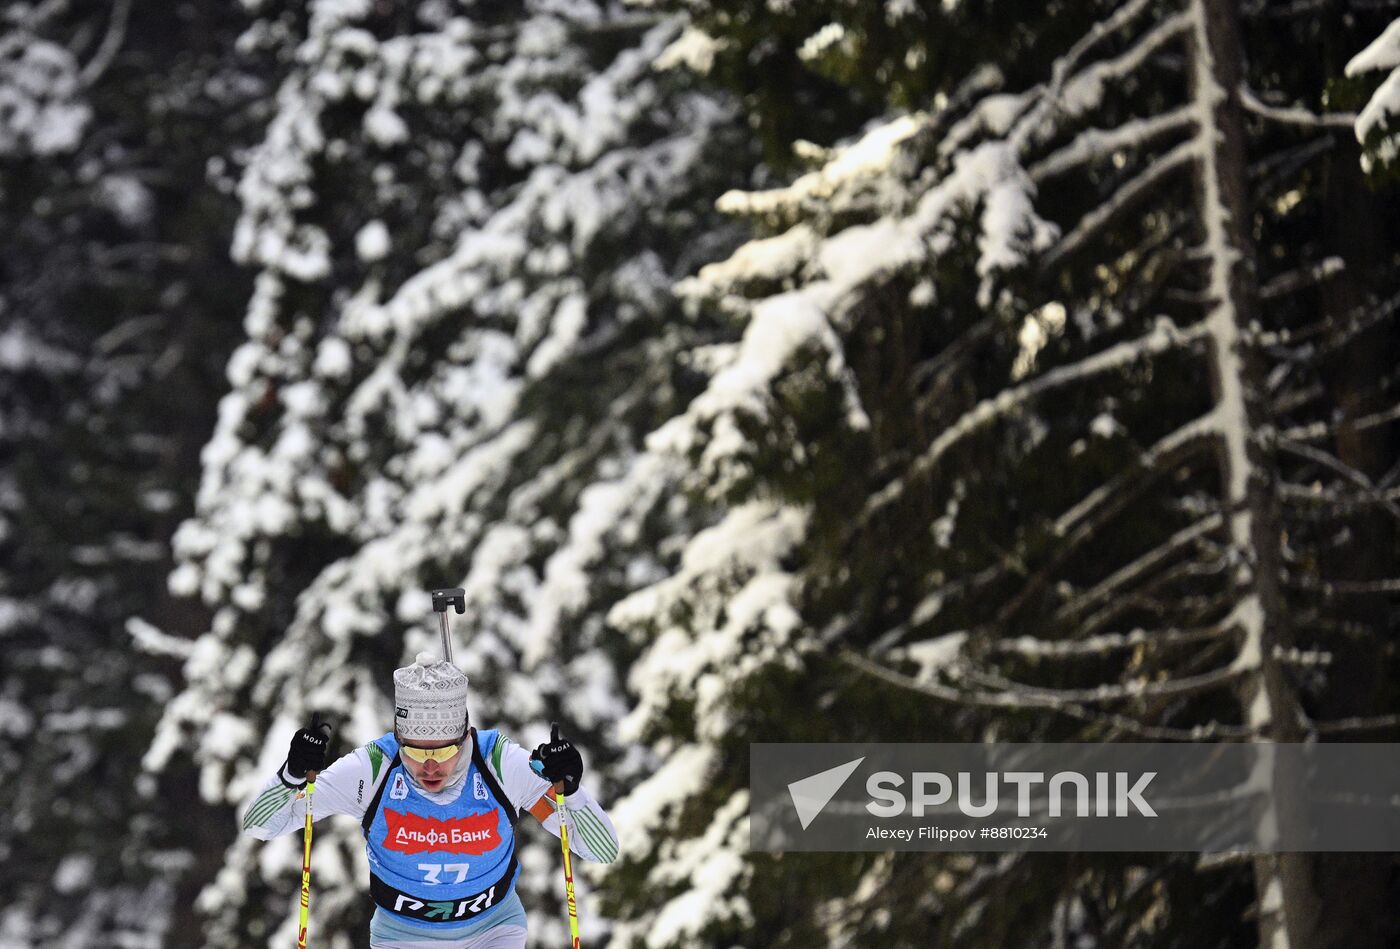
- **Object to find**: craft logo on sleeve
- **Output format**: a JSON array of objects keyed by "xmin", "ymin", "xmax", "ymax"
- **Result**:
[{"xmin": 383, "ymin": 809, "xmax": 501, "ymax": 855}]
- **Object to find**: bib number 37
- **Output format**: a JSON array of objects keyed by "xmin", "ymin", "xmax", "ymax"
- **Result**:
[{"xmin": 419, "ymin": 863, "xmax": 470, "ymax": 885}]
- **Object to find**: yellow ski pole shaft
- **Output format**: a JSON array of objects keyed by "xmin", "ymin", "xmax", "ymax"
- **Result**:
[
  {"xmin": 555, "ymin": 786, "xmax": 582, "ymax": 949},
  {"xmin": 297, "ymin": 772, "xmax": 317, "ymax": 949}
]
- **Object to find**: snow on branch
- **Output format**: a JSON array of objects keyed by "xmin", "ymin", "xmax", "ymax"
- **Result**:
[
  {"xmin": 1347, "ymin": 17, "xmax": 1400, "ymax": 171},
  {"xmin": 613, "ymin": 501, "xmax": 810, "ymax": 745},
  {"xmin": 1049, "ymin": 0, "xmax": 1162, "ymax": 90},
  {"xmin": 683, "ymin": 224, "xmax": 820, "ymax": 297},
  {"xmin": 841, "ymin": 649, "xmax": 1252, "ymax": 740},
  {"xmin": 1285, "ymin": 573, "xmax": 1400, "ymax": 595},
  {"xmin": 1042, "ymin": 138, "xmax": 1200, "ymax": 268},
  {"xmin": 1258, "ymin": 256, "xmax": 1345, "ymax": 301},
  {"xmin": 1029, "ymin": 106, "xmax": 1197, "ymax": 182},
  {"xmin": 1353, "ymin": 402, "xmax": 1400, "ymax": 432},
  {"xmin": 1242, "ymin": 0, "xmax": 1334, "ymax": 16},
  {"xmin": 1074, "ymin": 557, "xmax": 1233, "ymax": 641},
  {"xmin": 1055, "ymin": 413, "xmax": 1221, "ymax": 537},
  {"xmin": 641, "ymin": 790, "xmax": 752, "ymax": 945},
  {"xmin": 1279, "ymin": 401, "xmax": 1400, "ymax": 444},
  {"xmin": 854, "ymin": 566, "xmax": 1008, "ymax": 657},
  {"xmin": 1261, "ymin": 287, "xmax": 1400, "ymax": 356},
  {"xmin": 1277, "ymin": 438, "xmax": 1400, "ymax": 526},
  {"xmin": 910, "ymin": 314, "xmax": 1001, "ymax": 396},
  {"xmin": 1307, "ymin": 712, "xmax": 1400, "ymax": 736},
  {"xmin": 519, "ymin": 453, "xmax": 675, "ymax": 670},
  {"xmin": 1052, "ymin": 10, "xmax": 1192, "ymax": 124},
  {"xmin": 1053, "ymin": 513, "xmax": 1225, "ymax": 624},
  {"xmin": 966, "ymin": 656, "xmax": 1247, "ymax": 704},
  {"xmin": 1272, "ymin": 645, "xmax": 1331, "ymax": 668},
  {"xmin": 990, "ymin": 622, "xmax": 1235, "ymax": 659},
  {"xmin": 1316, "ymin": 289, "xmax": 1400, "ymax": 356},
  {"xmin": 866, "ymin": 317, "xmax": 1211, "ymax": 518},
  {"xmin": 715, "ymin": 114, "xmax": 928, "ymax": 220},
  {"xmin": 125, "ymin": 617, "xmax": 196, "ymax": 659},
  {"xmin": 1279, "ymin": 482, "xmax": 1400, "ymax": 523},
  {"xmin": 1237, "ymin": 84, "xmax": 1355, "ymax": 129},
  {"xmin": 645, "ymin": 283, "xmax": 867, "ymax": 497},
  {"xmin": 1048, "ymin": 9, "xmax": 1192, "ymax": 122},
  {"xmin": 77, "ymin": 0, "xmax": 131, "ymax": 88},
  {"xmin": 0, "ymin": 31, "xmax": 91, "ymax": 157}
]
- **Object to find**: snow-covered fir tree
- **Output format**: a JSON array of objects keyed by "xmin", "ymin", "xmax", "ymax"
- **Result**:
[
  {"xmin": 146, "ymin": 0, "xmax": 750, "ymax": 944},
  {"xmin": 0, "ymin": 1, "xmax": 254, "ymax": 945},
  {"xmin": 603, "ymin": 0, "xmax": 1400, "ymax": 946},
  {"xmin": 4, "ymin": 1, "xmax": 1398, "ymax": 946}
]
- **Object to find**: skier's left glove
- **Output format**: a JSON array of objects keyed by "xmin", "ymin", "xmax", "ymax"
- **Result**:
[
  {"xmin": 283, "ymin": 713, "xmax": 332, "ymax": 787},
  {"xmin": 530, "ymin": 722, "xmax": 583, "ymax": 796}
]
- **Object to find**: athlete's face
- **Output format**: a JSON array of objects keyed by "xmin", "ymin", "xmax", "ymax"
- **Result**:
[{"xmin": 398, "ymin": 733, "xmax": 465, "ymax": 792}]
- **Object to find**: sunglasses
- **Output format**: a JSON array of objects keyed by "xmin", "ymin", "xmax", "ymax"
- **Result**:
[{"xmin": 400, "ymin": 740, "xmax": 464, "ymax": 764}]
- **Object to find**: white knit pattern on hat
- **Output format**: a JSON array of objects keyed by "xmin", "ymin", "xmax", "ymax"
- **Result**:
[{"xmin": 394, "ymin": 651, "xmax": 469, "ymax": 741}]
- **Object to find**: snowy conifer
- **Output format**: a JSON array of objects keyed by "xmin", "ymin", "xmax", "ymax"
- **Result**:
[
  {"xmin": 0, "ymin": 1, "xmax": 254, "ymax": 944},
  {"xmin": 607, "ymin": 0, "xmax": 1400, "ymax": 945},
  {"xmin": 146, "ymin": 0, "xmax": 748, "ymax": 943}
]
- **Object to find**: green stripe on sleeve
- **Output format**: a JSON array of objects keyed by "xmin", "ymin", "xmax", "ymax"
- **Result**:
[
  {"xmin": 571, "ymin": 808, "xmax": 618, "ymax": 862},
  {"xmin": 247, "ymin": 788, "xmax": 295, "ymax": 828},
  {"xmin": 491, "ymin": 736, "xmax": 509, "ymax": 781},
  {"xmin": 579, "ymin": 808, "xmax": 619, "ymax": 859},
  {"xmin": 249, "ymin": 787, "xmax": 295, "ymax": 826},
  {"xmin": 568, "ymin": 814, "xmax": 613, "ymax": 861},
  {"xmin": 243, "ymin": 786, "xmax": 285, "ymax": 826},
  {"xmin": 243, "ymin": 786, "xmax": 295, "ymax": 829}
]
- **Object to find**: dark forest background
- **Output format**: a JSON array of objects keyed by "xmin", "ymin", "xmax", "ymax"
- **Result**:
[{"xmin": 2, "ymin": 0, "xmax": 1399, "ymax": 946}]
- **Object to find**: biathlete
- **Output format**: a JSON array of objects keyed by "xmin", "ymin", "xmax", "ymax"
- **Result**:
[{"xmin": 241, "ymin": 652, "xmax": 619, "ymax": 948}]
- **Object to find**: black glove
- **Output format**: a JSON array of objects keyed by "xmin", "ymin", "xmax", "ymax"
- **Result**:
[
  {"xmin": 284, "ymin": 713, "xmax": 332, "ymax": 786},
  {"xmin": 530, "ymin": 722, "xmax": 583, "ymax": 796}
]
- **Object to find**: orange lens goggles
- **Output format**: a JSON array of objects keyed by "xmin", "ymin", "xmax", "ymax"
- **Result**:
[{"xmin": 401, "ymin": 742, "xmax": 462, "ymax": 764}]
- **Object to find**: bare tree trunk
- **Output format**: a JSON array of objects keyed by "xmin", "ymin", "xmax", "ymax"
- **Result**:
[{"xmin": 1188, "ymin": 0, "xmax": 1323, "ymax": 945}]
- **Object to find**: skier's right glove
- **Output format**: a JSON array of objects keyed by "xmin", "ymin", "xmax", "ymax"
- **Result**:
[
  {"xmin": 284, "ymin": 714, "xmax": 331, "ymax": 787},
  {"xmin": 530, "ymin": 722, "xmax": 583, "ymax": 796}
]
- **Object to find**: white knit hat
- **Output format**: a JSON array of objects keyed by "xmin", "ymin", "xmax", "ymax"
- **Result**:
[{"xmin": 393, "ymin": 651, "xmax": 469, "ymax": 741}]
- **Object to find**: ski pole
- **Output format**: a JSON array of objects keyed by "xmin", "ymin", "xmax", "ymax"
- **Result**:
[
  {"xmin": 297, "ymin": 712, "xmax": 324, "ymax": 949},
  {"xmin": 430, "ymin": 588, "xmax": 466, "ymax": 662},
  {"xmin": 297, "ymin": 777, "xmax": 315, "ymax": 948},
  {"xmin": 555, "ymin": 786, "xmax": 582, "ymax": 949},
  {"xmin": 533, "ymin": 724, "xmax": 583, "ymax": 948}
]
